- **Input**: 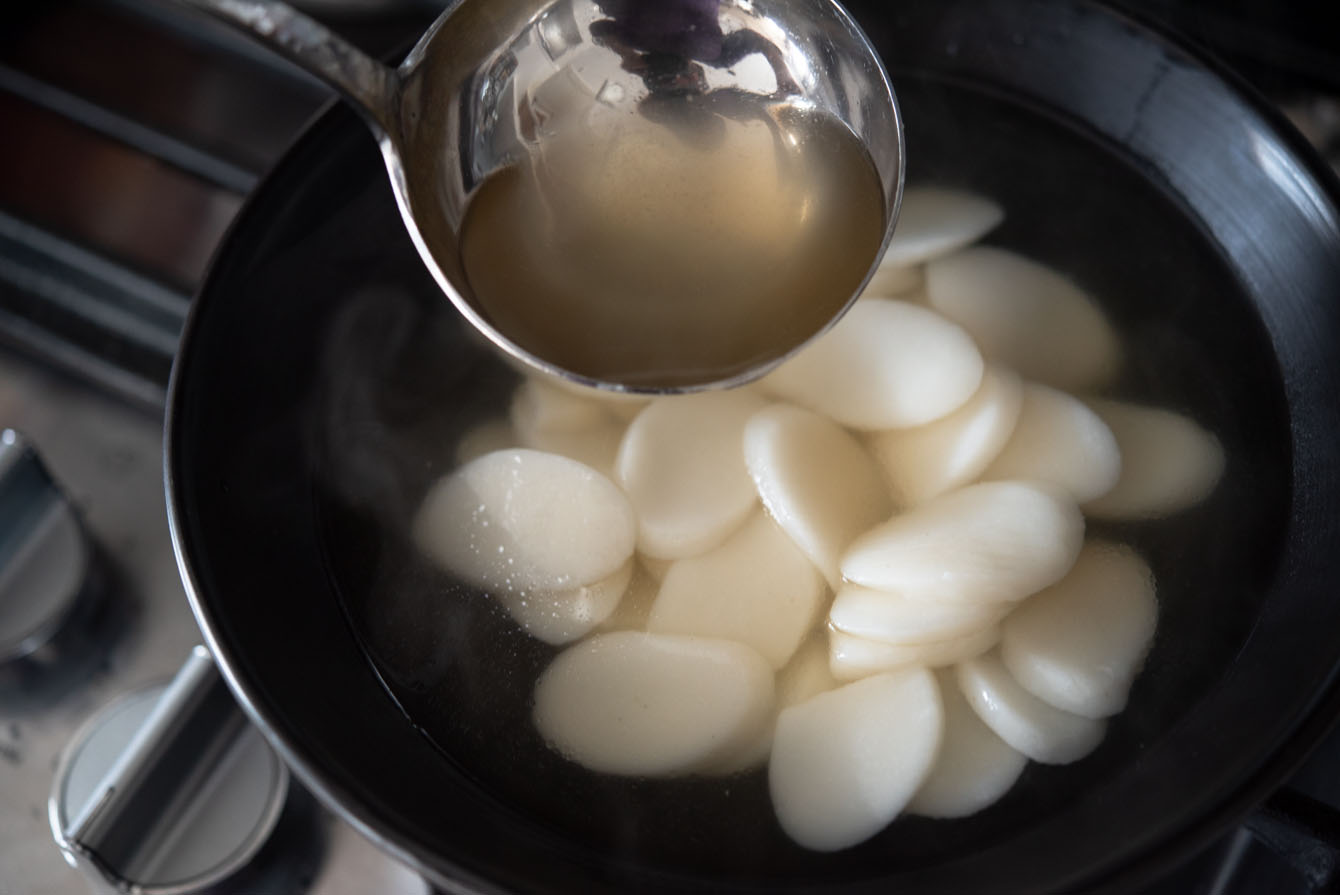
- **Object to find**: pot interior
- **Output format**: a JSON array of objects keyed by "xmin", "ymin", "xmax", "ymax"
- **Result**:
[
  {"xmin": 308, "ymin": 70, "xmax": 1289, "ymax": 882},
  {"xmin": 168, "ymin": 2, "xmax": 1340, "ymax": 892}
]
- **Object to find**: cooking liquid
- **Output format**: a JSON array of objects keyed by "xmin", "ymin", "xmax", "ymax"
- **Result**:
[{"xmin": 458, "ymin": 101, "xmax": 886, "ymax": 388}]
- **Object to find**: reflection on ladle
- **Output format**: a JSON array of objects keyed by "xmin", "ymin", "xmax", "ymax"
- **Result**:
[
  {"xmin": 177, "ymin": 0, "xmax": 904, "ymax": 393},
  {"xmin": 589, "ymin": 0, "xmax": 802, "ymax": 148}
]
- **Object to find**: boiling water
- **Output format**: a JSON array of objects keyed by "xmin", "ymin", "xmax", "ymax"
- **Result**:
[{"xmin": 458, "ymin": 102, "xmax": 885, "ymax": 387}]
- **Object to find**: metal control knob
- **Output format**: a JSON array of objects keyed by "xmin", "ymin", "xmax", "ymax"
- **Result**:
[
  {"xmin": 50, "ymin": 646, "xmax": 290, "ymax": 894},
  {"xmin": 0, "ymin": 428, "xmax": 98, "ymax": 675}
]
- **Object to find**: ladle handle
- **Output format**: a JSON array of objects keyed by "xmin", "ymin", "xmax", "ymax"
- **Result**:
[{"xmin": 176, "ymin": 0, "xmax": 399, "ymax": 135}]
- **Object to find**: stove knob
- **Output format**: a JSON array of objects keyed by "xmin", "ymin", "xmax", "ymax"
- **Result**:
[
  {"xmin": 49, "ymin": 646, "xmax": 291, "ymax": 894},
  {"xmin": 0, "ymin": 428, "xmax": 100, "ymax": 675}
]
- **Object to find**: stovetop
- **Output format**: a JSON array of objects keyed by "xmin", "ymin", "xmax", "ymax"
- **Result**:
[
  {"xmin": 1, "ymin": 1, "xmax": 1337, "ymax": 893},
  {"xmin": 0, "ymin": 350, "xmax": 435, "ymax": 894}
]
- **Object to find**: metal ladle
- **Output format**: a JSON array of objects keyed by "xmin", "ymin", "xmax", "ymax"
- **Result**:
[{"xmin": 180, "ymin": 0, "xmax": 903, "ymax": 393}]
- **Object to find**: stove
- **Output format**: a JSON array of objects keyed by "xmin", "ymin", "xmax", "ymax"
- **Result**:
[
  {"xmin": 0, "ymin": 2, "xmax": 441, "ymax": 892},
  {"xmin": 0, "ymin": 1, "xmax": 1337, "ymax": 893}
]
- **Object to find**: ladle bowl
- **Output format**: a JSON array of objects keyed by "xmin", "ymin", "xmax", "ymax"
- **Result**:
[{"xmin": 181, "ymin": 0, "xmax": 904, "ymax": 393}]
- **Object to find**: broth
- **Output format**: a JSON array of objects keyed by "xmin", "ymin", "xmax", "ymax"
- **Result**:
[{"xmin": 458, "ymin": 103, "xmax": 885, "ymax": 387}]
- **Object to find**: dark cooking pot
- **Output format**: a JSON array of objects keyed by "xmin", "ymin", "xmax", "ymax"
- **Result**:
[{"xmin": 165, "ymin": 0, "xmax": 1340, "ymax": 891}]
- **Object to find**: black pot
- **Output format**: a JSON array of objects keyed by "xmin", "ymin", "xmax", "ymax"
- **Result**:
[{"xmin": 166, "ymin": 0, "xmax": 1340, "ymax": 891}]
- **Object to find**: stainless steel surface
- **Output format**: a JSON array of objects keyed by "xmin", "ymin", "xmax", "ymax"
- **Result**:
[
  {"xmin": 0, "ymin": 430, "xmax": 91, "ymax": 668},
  {"xmin": 0, "ymin": 350, "xmax": 423, "ymax": 895},
  {"xmin": 52, "ymin": 646, "xmax": 287, "ymax": 894},
  {"xmin": 177, "ymin": 0, "xmax": 903, "ymax": 393}
]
